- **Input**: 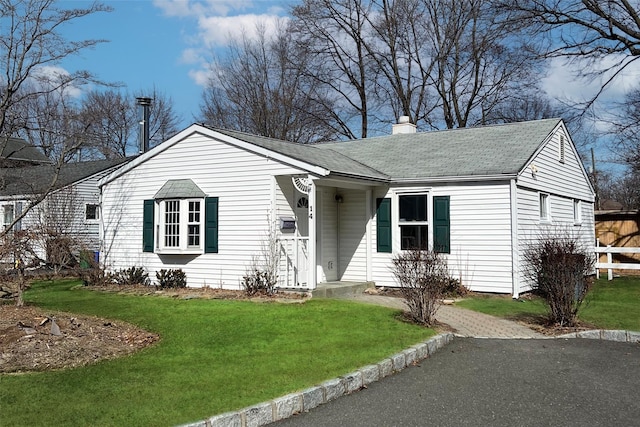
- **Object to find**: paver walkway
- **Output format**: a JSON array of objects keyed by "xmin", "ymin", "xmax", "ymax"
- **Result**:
[{"xmin": 340, "ymin": 294, "xmax": 546, "ymax": 339}]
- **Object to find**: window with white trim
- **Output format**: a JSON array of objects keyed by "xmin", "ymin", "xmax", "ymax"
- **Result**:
[
  {"xmin": 573, "ymin": 199, "xmax": 582, "ymax": 225},
  {"xmin": 157, "ymin": 199, "xmax": 202, "ymax": 251},
  {"xmin": 2, "ymin": 204, "xmax": 13, "ymax": 229},
  {"xmin": 539, "ymin": 193, "xmax": 550, "ymax": 221},
  {"xmin": 187, "ymin": 200, "xmax": 201, "ymax": 246},
  {"xmin": 399, "ymin": 194, "xmax": 428, "ymax": 249},
  {"xmin": 85, "ymin": 204, "xmax": 99, "ymax": 221}
]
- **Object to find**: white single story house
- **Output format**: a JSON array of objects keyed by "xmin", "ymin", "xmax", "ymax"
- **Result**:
[{"xmin": 98, "ymin": 118, "xmax": 595, "ymax": 296}]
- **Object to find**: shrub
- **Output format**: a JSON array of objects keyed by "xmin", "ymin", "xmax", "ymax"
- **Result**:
[
  {"xmin": 443, "ymin": 277, "xmax": 467, "ymax": 298},
  {"xmin": 242, "ymin": 268, "xmax": 277, "ymax": 296},
  {"xmin": 112, "ymin": 266, "xmax": 150, "ymax": 287},
  {"xmin": 80, "ymin": 267, "xmax": 108, "ymax": 287},
  {"xmin": 522, "ymin": 232, "xmax": 595, "ymax": 326},
  {"xmin": 156, "ymin": 269, "xmax": 187, "ymax": 289},
  {"xmin": 45, "ymin": 235, "xmax": 78, "ymax": 273},
  {"xmin": 391, "ymin": 249, "xmax": 452, "ymax": 326}
]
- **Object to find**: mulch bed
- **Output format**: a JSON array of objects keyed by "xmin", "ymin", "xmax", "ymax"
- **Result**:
[
  {"xmin": 0, "ymin": 284, "xmax": 308, "ymax": 374},
  {"xmin": 0, "ymin": 304, "xmax": 159, "ymax": 374}
]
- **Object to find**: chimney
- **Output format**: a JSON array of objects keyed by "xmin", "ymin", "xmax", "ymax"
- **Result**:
[
  {"xmin": 392, "ymin": 115, "xmax": 416, "ymax": 135},
  {"xmin": 136, "ymin": 97, "xmax": 152, "ymax": 153}
]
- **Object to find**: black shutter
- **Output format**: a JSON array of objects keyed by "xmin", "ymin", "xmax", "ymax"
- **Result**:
[
  {"xmin": 143, "ymin": 199, "xmax": 155, "ymax": 252},
  {"xmin": 433, "ymin": 196, "xmax": 450, "ymax": 253},
  {"xmin": 376, "ymin": 198, "xmax": 392, "ymax": 253},
  {"xmin": 204, "ymin": 197, "xmax": 219, "ymax": 253}
]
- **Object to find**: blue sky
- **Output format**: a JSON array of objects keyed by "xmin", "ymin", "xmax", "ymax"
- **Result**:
[
  {"xmin": 59, "ymin": 0, "xmax": 291, "ymax": 129},
  {"xmin": 56, "ymin": 0, "xmax": 639, "ymax": 171}
]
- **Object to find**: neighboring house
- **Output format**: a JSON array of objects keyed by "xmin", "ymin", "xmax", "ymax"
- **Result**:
[
  {"xmin": 0, "ymin": 137, "xmax": 50, "ymax": 167},
  {"xmin": 99, "ymin": 118, "xmax": 595, "ymax": 296},
  {"xmin": 0, "ymin": 156, "xmax": 132, "ymax": 263}
]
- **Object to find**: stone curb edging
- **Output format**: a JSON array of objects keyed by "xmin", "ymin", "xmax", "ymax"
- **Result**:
[
  {"xmin": 556, "ymin": 329, "xmax": 640, "ymax": 343},
  {"xmin": 179, "ymin": 333, "xmax": 454, "ymax": 427}
]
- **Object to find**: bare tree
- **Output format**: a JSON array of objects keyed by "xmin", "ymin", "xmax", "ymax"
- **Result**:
[
  {"xmin": 506, "ymin": 0, "xmax": 640, "ymax": 108},
  {"xmin": 80, "ymin": 89, "xmax": 134, "ymax": 158},
  {"xmin": 80, "ymin": 88, "xmax": 180, "ymax": 158},
  {"xmin": 291, "ymin": 0, "xmax": 373, "ymax": 138},
  {"xmin": 607, "ymin": 87, "xmax": 640, "ymax": 171},
  {"xmin": 137, "ymin": 87, "xmax": 181, "ymax": 149},
  {"xmin": 0, "ymin": 0, "xmax": 111, "ymax": 238},
  {"xmin": 0, "ymin": 0, "xmax": 110, "ymax": 141},
  {"xmin": 10, "ymin": 80, "xmax": 86, "ymax": 161},
  {"xmin": 421, "ymin": 0, "xmax": 539, "ymax": 128},
  {"xmin": 597, "ymin": 167, "xmax": 640, "ymax": 209},
  {"xmin": 364, "ymin": 0, "xmax": 438, "ymax": 128},
  {"xmin": 200, "ymin": 21, "xmax": 340, "ymax": 143},
  {"xmin": 483, "ymin": 92, "xmax": 559, "ymax": 123}
]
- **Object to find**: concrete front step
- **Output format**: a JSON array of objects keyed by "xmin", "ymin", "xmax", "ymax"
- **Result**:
[{"xmin": 311, "ymin": 281, "xmax": 374, "ymax": 298}]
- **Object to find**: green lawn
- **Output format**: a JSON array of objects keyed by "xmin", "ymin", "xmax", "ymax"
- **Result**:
[
  {"xmin": 0, "ymin": 279, "xmax": 434, "ymax": 427},
  {"xmin": 456, "ymin": 277, "xmax": 640, "ymax": 331}
]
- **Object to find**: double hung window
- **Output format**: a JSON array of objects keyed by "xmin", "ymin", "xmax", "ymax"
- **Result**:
[
  {"xmin": 159, "ymin": 199, "xmax": 202, "ymax": 251},
  {"xmin": 399, "ymin": 194, "xmax": 428, "ymax": 250},
  {"xmin": 539, "ymin": 193, "xmax": 550, "ymax": 221}
]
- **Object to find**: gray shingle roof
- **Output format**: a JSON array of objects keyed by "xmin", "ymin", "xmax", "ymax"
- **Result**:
[
  {"xmin": 212, "ymin": 119, "xmax": 561, "ymax": 182},
  {"xmin": 154, "ymin": 179, "xmax": 206, "ymax": 199},
  {"xmin": 0, "ymin": 157, "xmax": 133, "ymax": 196},
  {"xmin": 316, "ymin": 118, "xmax": 561, "ymax": 180},
  {"xmin": 212, "ymin": 128, "xmax": 388, "ymax": 180},
  {"xmin": 1, "ymin": 138, "xmax": 49, "ymax": 163}
]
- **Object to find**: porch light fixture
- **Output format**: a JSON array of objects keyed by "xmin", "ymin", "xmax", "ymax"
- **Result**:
[{"xmin": 335, "ymin": 194, "xmax": 344, "ymax": 203}]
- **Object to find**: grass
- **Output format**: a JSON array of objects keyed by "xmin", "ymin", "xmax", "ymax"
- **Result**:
[
  {"xmin": 456, "ymin": 276, "xmax": 640, "ymax": 331},
  {"xmin": 0, "ymin": 279, "xmax": 434, "ymax": 427}
]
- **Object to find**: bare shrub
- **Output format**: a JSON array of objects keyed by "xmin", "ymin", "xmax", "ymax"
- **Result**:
[
  {"xmin": 391, "ymin": 249, "xmax": 451, "ymax": 326},
  {"xmin": 522, "ymin": 232, "xmax": 595, "ymax": 327},
  {"xmin": 242, "ymin": 219, "xmax": 279, "ymax": 296},
  {"xmin": 0, "ymin": 230, "xmax": 39, "ymax": 306}
]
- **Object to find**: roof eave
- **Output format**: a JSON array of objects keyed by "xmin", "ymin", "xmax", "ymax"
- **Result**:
[{"xmin": 391, "ymin": 173, "xmax": 517, "ymax": 184}]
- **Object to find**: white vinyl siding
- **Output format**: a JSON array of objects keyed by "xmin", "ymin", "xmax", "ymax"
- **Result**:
[
  {"xmin": 101, "ymin": 133, "xmax": 305, "ymax": 289},
  {"xmin": 371, "ymin": 182, "xmax": 514, "ymax": 294},
  {"xmin": 518, "ymin": 125, "xmax": 593, "ymax": 202},
  {"xmin": 515, "ymin": 124, "xmax": 596, "ymax": 294},
  {"xmin": 516, "ymin": 189, "xmax": 595, "ymax": 293},
  {"xmin": 338, "ymin": 188, "xmax": 367, "ymax": 281}
]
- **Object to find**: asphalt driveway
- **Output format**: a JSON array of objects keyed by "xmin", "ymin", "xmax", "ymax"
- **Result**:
[{"xmin": 274, "ymin": 338, "xmax": 640, "ymax": 427}]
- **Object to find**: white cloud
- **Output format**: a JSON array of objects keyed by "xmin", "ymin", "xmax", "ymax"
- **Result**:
[
  {"xmin": 31, "ymin": 65, "xmax": 84, "ymax": 98},
  {"xmin": 153, "ymin": 0, "xmax": 255, "ymax": 18},
  {"xmin": 179, "ymin": 48, "xmax": 202, "ymax": 65},
  {"xmin": 152, "ymin": 1, "xmax": 289, "ymax": 88},
  {"xmin": 189, "ymin": 68, "xmax": 211, "ymax": 87},
  {"xmin": 542, "ymin": 55, "xmax": 640, "ymax": 105},
  {"xmin": 197, "ymin": 14, "xmax": 285, "ymax": 47}
]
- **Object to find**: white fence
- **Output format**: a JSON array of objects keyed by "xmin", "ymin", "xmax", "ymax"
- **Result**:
[{"xmin": 595, "ymin": 243, "xmax": 640, "ymax": 280}]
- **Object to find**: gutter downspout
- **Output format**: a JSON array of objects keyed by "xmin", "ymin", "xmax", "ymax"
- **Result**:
[
  {"xmin": 365, "ymin": 188, "xmax": 372, "ymax": 282},
  {"xmin": 510, "ymin": 178, "xmax": 519, "ymax": 299}
]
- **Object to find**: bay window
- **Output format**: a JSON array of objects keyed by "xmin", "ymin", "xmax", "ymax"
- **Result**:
[{"xmin": 143, "ymin": 179, "xmax": 217, "ymax": 255}]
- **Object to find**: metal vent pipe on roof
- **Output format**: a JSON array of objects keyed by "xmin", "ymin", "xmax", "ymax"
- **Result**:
[{"xmin": 137, "ymin": 97, "xmax": 152, "ymax": 153}]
